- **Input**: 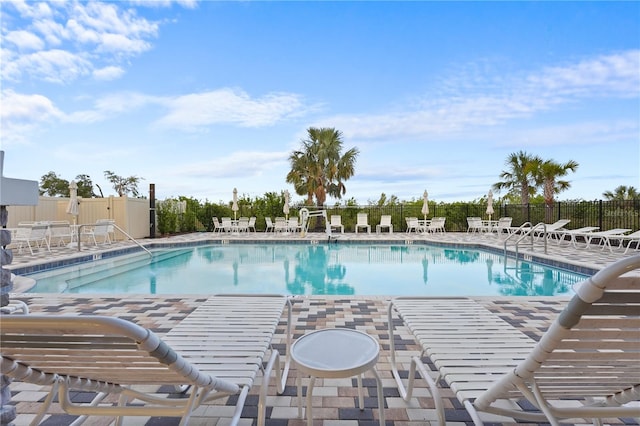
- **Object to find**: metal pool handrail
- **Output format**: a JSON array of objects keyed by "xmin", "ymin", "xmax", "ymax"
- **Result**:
[{"xmin": 76, "ymin": 223, "xmax": 152, "ymax": 257}]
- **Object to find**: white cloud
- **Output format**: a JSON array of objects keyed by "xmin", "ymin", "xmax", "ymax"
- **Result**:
[
  {"xmin": 529, "ymin": 50, "xmax": 640, "ymax": 97},
  {"xmin": 1, "ymin": 49, "xmax": 93, "ymax": 83},
  {"xmin": 497, "ymin": 120, "xmax": 640, "ymax": 148},
  {"xmin": 3, "ymin": 30, "xmax": 45, "ymax": 51},
  {"xmin": 130, "ymin": 0, "xmax": 199, "ymax": 9},
  {"xmin": 92, "ymin": 65, "xmax": 125, "ymax": 81},
  {"xmin": 155, "ymin": 89, "xmax": 314, "ymax": 130},
  {"xmin": 174, "ymin": 151, "xmax": 290, "ymax": 179},
  {"xmin": 320, "ymin": 50, "xmax": 640, "ymax": 142},
  {"xmin": 0, "ymin": 90, "xmax": 64, "ymax": 146},
  {"xmin": 1, "ymin": 0, "xmax": 163, "ymax": 83},
  {"xmin": 0, "ymin": 90, "xmax": 63, "ymax": 121}
]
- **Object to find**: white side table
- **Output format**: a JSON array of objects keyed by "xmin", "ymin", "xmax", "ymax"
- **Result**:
[{"xmin": 291, "ymin": 328, "xmax": 385, "ymax": 426}]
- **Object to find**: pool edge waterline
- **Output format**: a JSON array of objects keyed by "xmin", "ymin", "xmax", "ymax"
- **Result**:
[{"xmin": 19, "ymin": 240, "xmax": 593, "ymax": 297}]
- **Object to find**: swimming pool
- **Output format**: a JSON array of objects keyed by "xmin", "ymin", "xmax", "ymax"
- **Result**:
[{"xmin": 26, "ymin": 244, "xmax": 588, "ymax": 296}]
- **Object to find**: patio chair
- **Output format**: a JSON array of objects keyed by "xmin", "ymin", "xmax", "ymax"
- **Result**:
[
  {"xmin": 355, "ymin": 213, "xmax": 371, "ymax": 234},
  {"xmin": 405, "ymin": 217, "xmax": 424, "ymax": 233},
  {"xmin": 288, "ymin": 217, "xmax": 301, "ymax": 232},
  {"xmin": 329, "ymin": 214, "xmax": 344, "ymax": 233},
  {"xmin": 81, "ymin": 220, "xmax": 113, "ymax": 245},
  {"xmin": 237, "ymin": 217, "xmax": 250, "ymax": 232},
  {"xmin": 1, "ymin": 294, "xmax": 292, "ymax": 426},
  {"xmin": 221, "ymin": 217, "xmax": 233, "ymax": 233},
  {"xmin": 495, "ymin": 217, "xmax": 513, "ymax": 234},
  {"xmin": 212, "ymin": 216, "xmax": 224, "ymax": 233},
  {"xmin": 274, "ymin": 217, "xmax": 288, "ymax": 233},
  {"xmin": 466, "ymin": 217, "xmax": 483, "ymax": 233},
  {"xmin": 264, "ymin": 217, "xmax": 274, "ymax": 232},
  {"xmin": 248, "ymin": 216, "xmax": 257, "ymax": 232},
  {"xmin": 47, "ymin": 220, "xmax": 74, "ymax": 246},
  {"xmin": 387, "ymin": 255, "xmax": 640, "ymax": 425},
  {"xmin": 426, "ymin": 217, "xmax": 446, "ymax": 233},
  {"xmin": 12, "ymin": 223, "xmax": 50, "ymax": 255},
  {"xmin": 376, "ymin": 215, "xmax": 393, "ymax": 234},
  {"xmin": 97, "ymin": 219, "xmax": 116, "ymax": 242}
]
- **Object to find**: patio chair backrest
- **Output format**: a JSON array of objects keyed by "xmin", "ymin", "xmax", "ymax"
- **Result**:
[{"xmin": 357, "ymin": 213, "xmax": 368, "ymax": 225}]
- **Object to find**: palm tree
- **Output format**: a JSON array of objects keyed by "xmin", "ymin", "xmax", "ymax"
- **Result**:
[
  {"xmin": 492, "ymin": 151, "xmax": 541, "ymax": 205},
  {"xmin": 534, "ymin": 159, "xmax": 579, "ymax": 207},
  {"xmin": 603, "ymin": 185, "xmax": 639, "ymax": 200},
  {"xmin": 286, "ymin": 127, "xmax": 359, "ymax": 208}
]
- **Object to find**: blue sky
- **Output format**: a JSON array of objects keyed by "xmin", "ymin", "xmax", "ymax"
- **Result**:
[{"xmin": 1, "ymin": 0, "xmax": 639, "ymax": 205}]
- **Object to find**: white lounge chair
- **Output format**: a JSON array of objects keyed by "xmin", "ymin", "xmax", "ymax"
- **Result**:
[
  {"xmin": 387, "ymin": 255, "xmax": 640, "ymax": 425},
  {"xmin": 620, "ymin": 230, "xmax": 640, "ymax": 254},
  {"xmin": 1, "ymin": 294, "xmax": 292, "ymax": 426},
  {"xmin": 535, "ymin": 219, "xmax": 571, "ymax": 242},
  {"xmin": 355, "ymin": 213, "xmax": 371, "ymax": 234},
  {"xmin": 376, "ymin": 215, "xmax": 393, "ymax": 234},
  {"xmin": 329, "ymin": 215, "xmax": 344, "ymax": 233},
  {"xmin": 554, "ymin": 226, "xmax": 600, "ymax": 247},
  {"xmin": 582, "ymin": 228, "xmax": 632, "ymax": 252}
]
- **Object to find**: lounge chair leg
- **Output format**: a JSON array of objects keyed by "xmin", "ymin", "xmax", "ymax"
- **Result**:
[
  {"xmin": 411, "ymin": 355, "xmax": 447, "ymax": 426},
  {"xmin": 388, "ymin": 302, "xmax": 446, "ymax": 425},
  {"xmin": 356, "ymin": 374, "xmax": 364, "ymax": 409},
  {"xmin": 30, "ymin": 380, "xmax": 59, "ymax": 426}
]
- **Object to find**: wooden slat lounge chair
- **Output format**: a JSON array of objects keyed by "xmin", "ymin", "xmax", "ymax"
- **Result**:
[
  {"xmin": 1, "ymin": 294, "xmax": 292, "ymax": 426},
  {"xmin": 387, "ymin": 255, "xmax": 640, "ymax": 425}
]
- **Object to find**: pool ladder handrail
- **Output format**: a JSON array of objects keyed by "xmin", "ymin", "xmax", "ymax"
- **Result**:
[
  {"xmin": 76, "ymin": 223, "xmax": 152, "ymax": 257},
  {"xmin": 503, "ymin": 222, "xmax": 548, "ymax": 258}
]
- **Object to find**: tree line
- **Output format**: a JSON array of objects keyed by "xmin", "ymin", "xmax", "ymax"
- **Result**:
[
  {"xmin": 37, "ymin": 128, "xmax": 635, "ymax": 205},
  {"xmin": 39, "ymin": 170, "xmax": 143, "ymax": 198}
]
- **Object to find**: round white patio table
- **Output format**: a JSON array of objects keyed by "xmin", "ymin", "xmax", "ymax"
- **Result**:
[{"xmin": 291, "ymin": 327, "xmax": 385, "ymax": 426}]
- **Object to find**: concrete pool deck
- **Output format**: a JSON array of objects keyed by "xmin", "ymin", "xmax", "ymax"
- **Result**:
[{"xmin": 4, "ymin": 231, "xmax": 639, "ymax": 425}]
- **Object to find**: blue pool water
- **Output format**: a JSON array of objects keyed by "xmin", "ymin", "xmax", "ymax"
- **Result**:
[{"xmin": 27, "ymin": 244, "xmax": 588, "ymax": 296}]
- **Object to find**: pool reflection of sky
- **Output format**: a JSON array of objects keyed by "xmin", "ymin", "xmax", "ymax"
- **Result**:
[{"xmin": 29, "ymin": 244, "xmax": 588, "ymax": 296}]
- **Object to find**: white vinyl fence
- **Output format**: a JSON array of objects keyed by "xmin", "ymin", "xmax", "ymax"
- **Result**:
[{"xmin": 5, "ymin": 196, "xmax": 150, "ymax": 240}]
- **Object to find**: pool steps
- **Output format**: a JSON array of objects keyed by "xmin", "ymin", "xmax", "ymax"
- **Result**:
[{"xmin": 62, "ymin": 249, "xmax": 192, "ymax": 292}]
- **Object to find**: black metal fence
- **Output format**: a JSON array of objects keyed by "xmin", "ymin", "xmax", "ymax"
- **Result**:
[{"xmin": 170, "ymin": 199, "xmax": 639, "ymax": 235}]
